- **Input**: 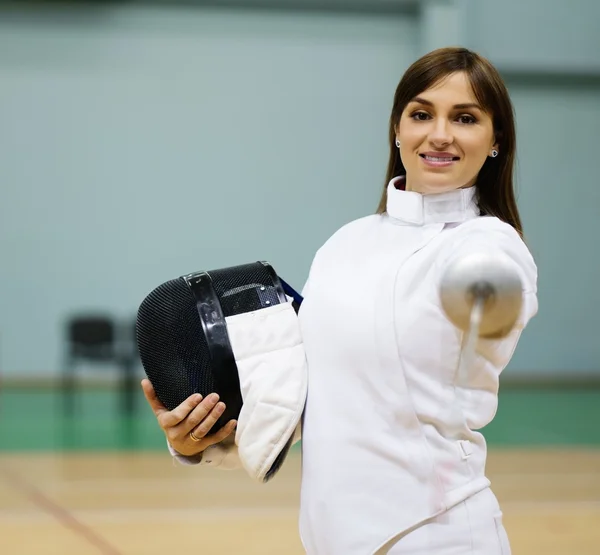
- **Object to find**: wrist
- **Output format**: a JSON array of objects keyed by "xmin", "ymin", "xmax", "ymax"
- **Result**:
[{"xmin": 167, "ymin": 440, "xmax": 204, "ymax": 462}]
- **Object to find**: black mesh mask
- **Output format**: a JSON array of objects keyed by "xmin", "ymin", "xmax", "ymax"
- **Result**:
[{"xmin": 136, "ymin": 261, "xmax": 302, "ymax": 435}]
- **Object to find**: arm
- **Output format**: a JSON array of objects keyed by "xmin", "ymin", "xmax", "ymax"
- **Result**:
[
  {"xmin": 439, "ymin": 218, "xmax": 538, "ymax": 335},
  {"xmin": 167, "ymin": 435, "xmax": 242, "ymax": 469},
  {"xmin": 168, "ymin": 420, "xmax": 303, "ymax": 468},
  {"xmin": 437, "ymin": 219, "xmax": 538, "ymax": 369}
]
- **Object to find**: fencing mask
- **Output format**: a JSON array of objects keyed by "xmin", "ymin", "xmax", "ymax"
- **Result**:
[{"xmin": 136, "ymin": 261, "xmax": 307, "ymax": 483}]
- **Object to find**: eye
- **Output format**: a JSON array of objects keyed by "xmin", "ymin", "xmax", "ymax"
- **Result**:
[
  {"xmin": 411, "ymin": 111, "xmax": 431, "ymax": 121},
  {"xmin": 457, "ymin": 114, "xmax": 477, "ymax": 124}
]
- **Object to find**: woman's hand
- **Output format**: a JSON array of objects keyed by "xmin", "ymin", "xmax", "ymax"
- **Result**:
[{"xmin": 141, "ymin": 378, "xmax": 237, "ymax": 457}]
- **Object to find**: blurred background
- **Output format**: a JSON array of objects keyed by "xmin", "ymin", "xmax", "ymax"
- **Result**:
[{"xmin": 0, "ymin": 0, "xmax": 599, "ymax": 554}]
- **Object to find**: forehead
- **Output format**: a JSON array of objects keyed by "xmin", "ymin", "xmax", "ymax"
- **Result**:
[{"xmin": 414, "ymin": 72, "xmax": 477, "ymax": 104}]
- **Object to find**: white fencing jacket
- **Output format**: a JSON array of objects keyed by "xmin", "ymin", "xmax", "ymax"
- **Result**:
[{"xmin": 171, "ymin": 176, "xmax": 538, "ymax": 555}]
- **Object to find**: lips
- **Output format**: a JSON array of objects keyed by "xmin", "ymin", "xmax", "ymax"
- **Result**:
[
  {"xmin": 419, "ymin": 153, "xmax": 460, "ymax": 162},
  {"xmin": 419, "ymin": 152, "xmax": 460, "ymax": 168}
]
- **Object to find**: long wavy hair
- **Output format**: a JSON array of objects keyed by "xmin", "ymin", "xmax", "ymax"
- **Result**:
[{"xmin": 376, "ymin": 47, "xmax": 522, "ymax": 237}]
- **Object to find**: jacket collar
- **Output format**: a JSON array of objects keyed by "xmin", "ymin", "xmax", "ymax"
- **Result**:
[{"xmin": 385, "ymin": 175, "xmax": 480, "ymax": 226}]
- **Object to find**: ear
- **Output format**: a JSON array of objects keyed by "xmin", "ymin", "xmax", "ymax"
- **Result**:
[
  {"xmin": 393, "ymin": 124, "xmax": 400, "ymax": 146},
  {"xmin": 491, "ymin": 130, "xmax": 501, "ymax": 153},
  {"xmin": 489, "ymin": 136, "xmax": 500, "ymax": 157}
]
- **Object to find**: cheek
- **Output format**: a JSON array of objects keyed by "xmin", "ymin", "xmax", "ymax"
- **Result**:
[
  {"xmin": 461, "ymin": 133, "xmax": 492, "ymax": 161},
  {"xmin": 459, "ymin": 140, "xmax": 492, "ymax": 178},
  {"xmin": 398, "ymin": 125, "xmax": 424, "ymax": 151}
]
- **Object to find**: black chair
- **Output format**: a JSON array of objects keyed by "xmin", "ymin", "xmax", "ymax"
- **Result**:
[
  {"xmin": 120, "ymin": 318, "xmax": 141, "ymax": 414},
  {"xmin": 62, "ymin": 314, "xmax": 138, "ymax": 415}
]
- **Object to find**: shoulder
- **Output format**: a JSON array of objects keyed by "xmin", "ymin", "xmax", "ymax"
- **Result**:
[
  {"xmin": 450, "ymin": 216, "xmax": 532, "ymax": 254},
  {"xmin": 328, "ymin": 214, "xmax": 382, "ymax": 239},
  {"xmin": 315, "ymin": 214, "xmax": 381, "ymax": 253},
  {"xmin": 301, "ymin": 215, "xmax": 381, "ymax": 296},
  {"xmin": 445, "ymin": 216, "xmax": 538, "ymax": 293},
  {"xmin": 454, "ymin": 214, "xmax": 521, "ymax": 237}
]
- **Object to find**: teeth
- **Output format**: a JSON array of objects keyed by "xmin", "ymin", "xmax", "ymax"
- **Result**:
[{"xmin": 424, "ymin": 155, "xmax": 453, "ymax": 162}]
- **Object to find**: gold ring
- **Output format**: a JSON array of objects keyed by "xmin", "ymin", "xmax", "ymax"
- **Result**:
[{"xmin": 190, "ymin": 431, "xmax": 201, "ymax": 442}]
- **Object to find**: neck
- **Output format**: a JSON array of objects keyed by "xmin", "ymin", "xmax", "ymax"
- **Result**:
[
  {"xmin": 386, "ymin": 175, "xmax": 480, "ymax": 225},
  {"xmin": 404, "ymin": 177, "xmax": 477, "ymax": 195}
]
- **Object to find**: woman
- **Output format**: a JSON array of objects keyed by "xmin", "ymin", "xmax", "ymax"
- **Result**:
[{"xmin": 142, "ymin": 47, "xmax": 538, "ymax": 554}]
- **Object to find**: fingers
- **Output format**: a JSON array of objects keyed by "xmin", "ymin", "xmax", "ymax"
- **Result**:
[
  {"xmin": 158, "ymin": 393, "xmax": 204, "ymax": 429},
  {"xmin": 187, "ymin": 398, "xmax": 226, "ymax": 439},
  {"xmin": 181, "ymin": 393, "xmax": 222, "ymax": 435},
  {"xmin": 168, "ymin": 400, "xmax": 233, "ymax": 456},
  {"xmin": 141, "ymin": 380, "xmax": 237, "ymax": 457},
  {"xmin": 203, "ymin": 419, "xmax": 237, "ymax": 447}
]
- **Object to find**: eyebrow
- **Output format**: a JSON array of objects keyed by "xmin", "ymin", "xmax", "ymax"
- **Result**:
[{"xmin": 409, "ymin": 97, "xmax": 482, "ymax": 111}]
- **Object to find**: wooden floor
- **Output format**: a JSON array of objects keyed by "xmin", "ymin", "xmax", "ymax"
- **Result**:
[{"xmin": 1, "ymin": 448, "xmax": 599, "ymax": 554}]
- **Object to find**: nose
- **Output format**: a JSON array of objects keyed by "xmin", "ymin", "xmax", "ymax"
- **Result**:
[{"xmin": 428, "ymin": 119, "xmax": 453, "ymax": 147}]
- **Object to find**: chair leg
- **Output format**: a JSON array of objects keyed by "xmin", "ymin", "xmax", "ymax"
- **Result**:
[
  {"xmin": 121, "ymin": 356, "xmax": 136, "ymax": 416},
  {"xmin": 62, "ymin": 355, "xmax": 76, "ymax": 415}
]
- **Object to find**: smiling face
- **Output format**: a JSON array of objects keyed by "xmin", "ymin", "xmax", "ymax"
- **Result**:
[{"xmin": 396, "ymin": 71, "xmax": 498, "ymax": 195}]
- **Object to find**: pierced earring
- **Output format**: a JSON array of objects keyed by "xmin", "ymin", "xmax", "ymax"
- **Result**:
[
  {"xmin": 491, "ymin": 149, "xmax": 499, "ymax": 158},
  {"xmin": 395, "ymin": 139, "xmax": 401, "ymax": 148}
]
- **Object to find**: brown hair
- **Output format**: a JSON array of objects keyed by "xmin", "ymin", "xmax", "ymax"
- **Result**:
[{"xmin": 376, "ymin": 47, "xmax": 522, "ymax": 237}]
